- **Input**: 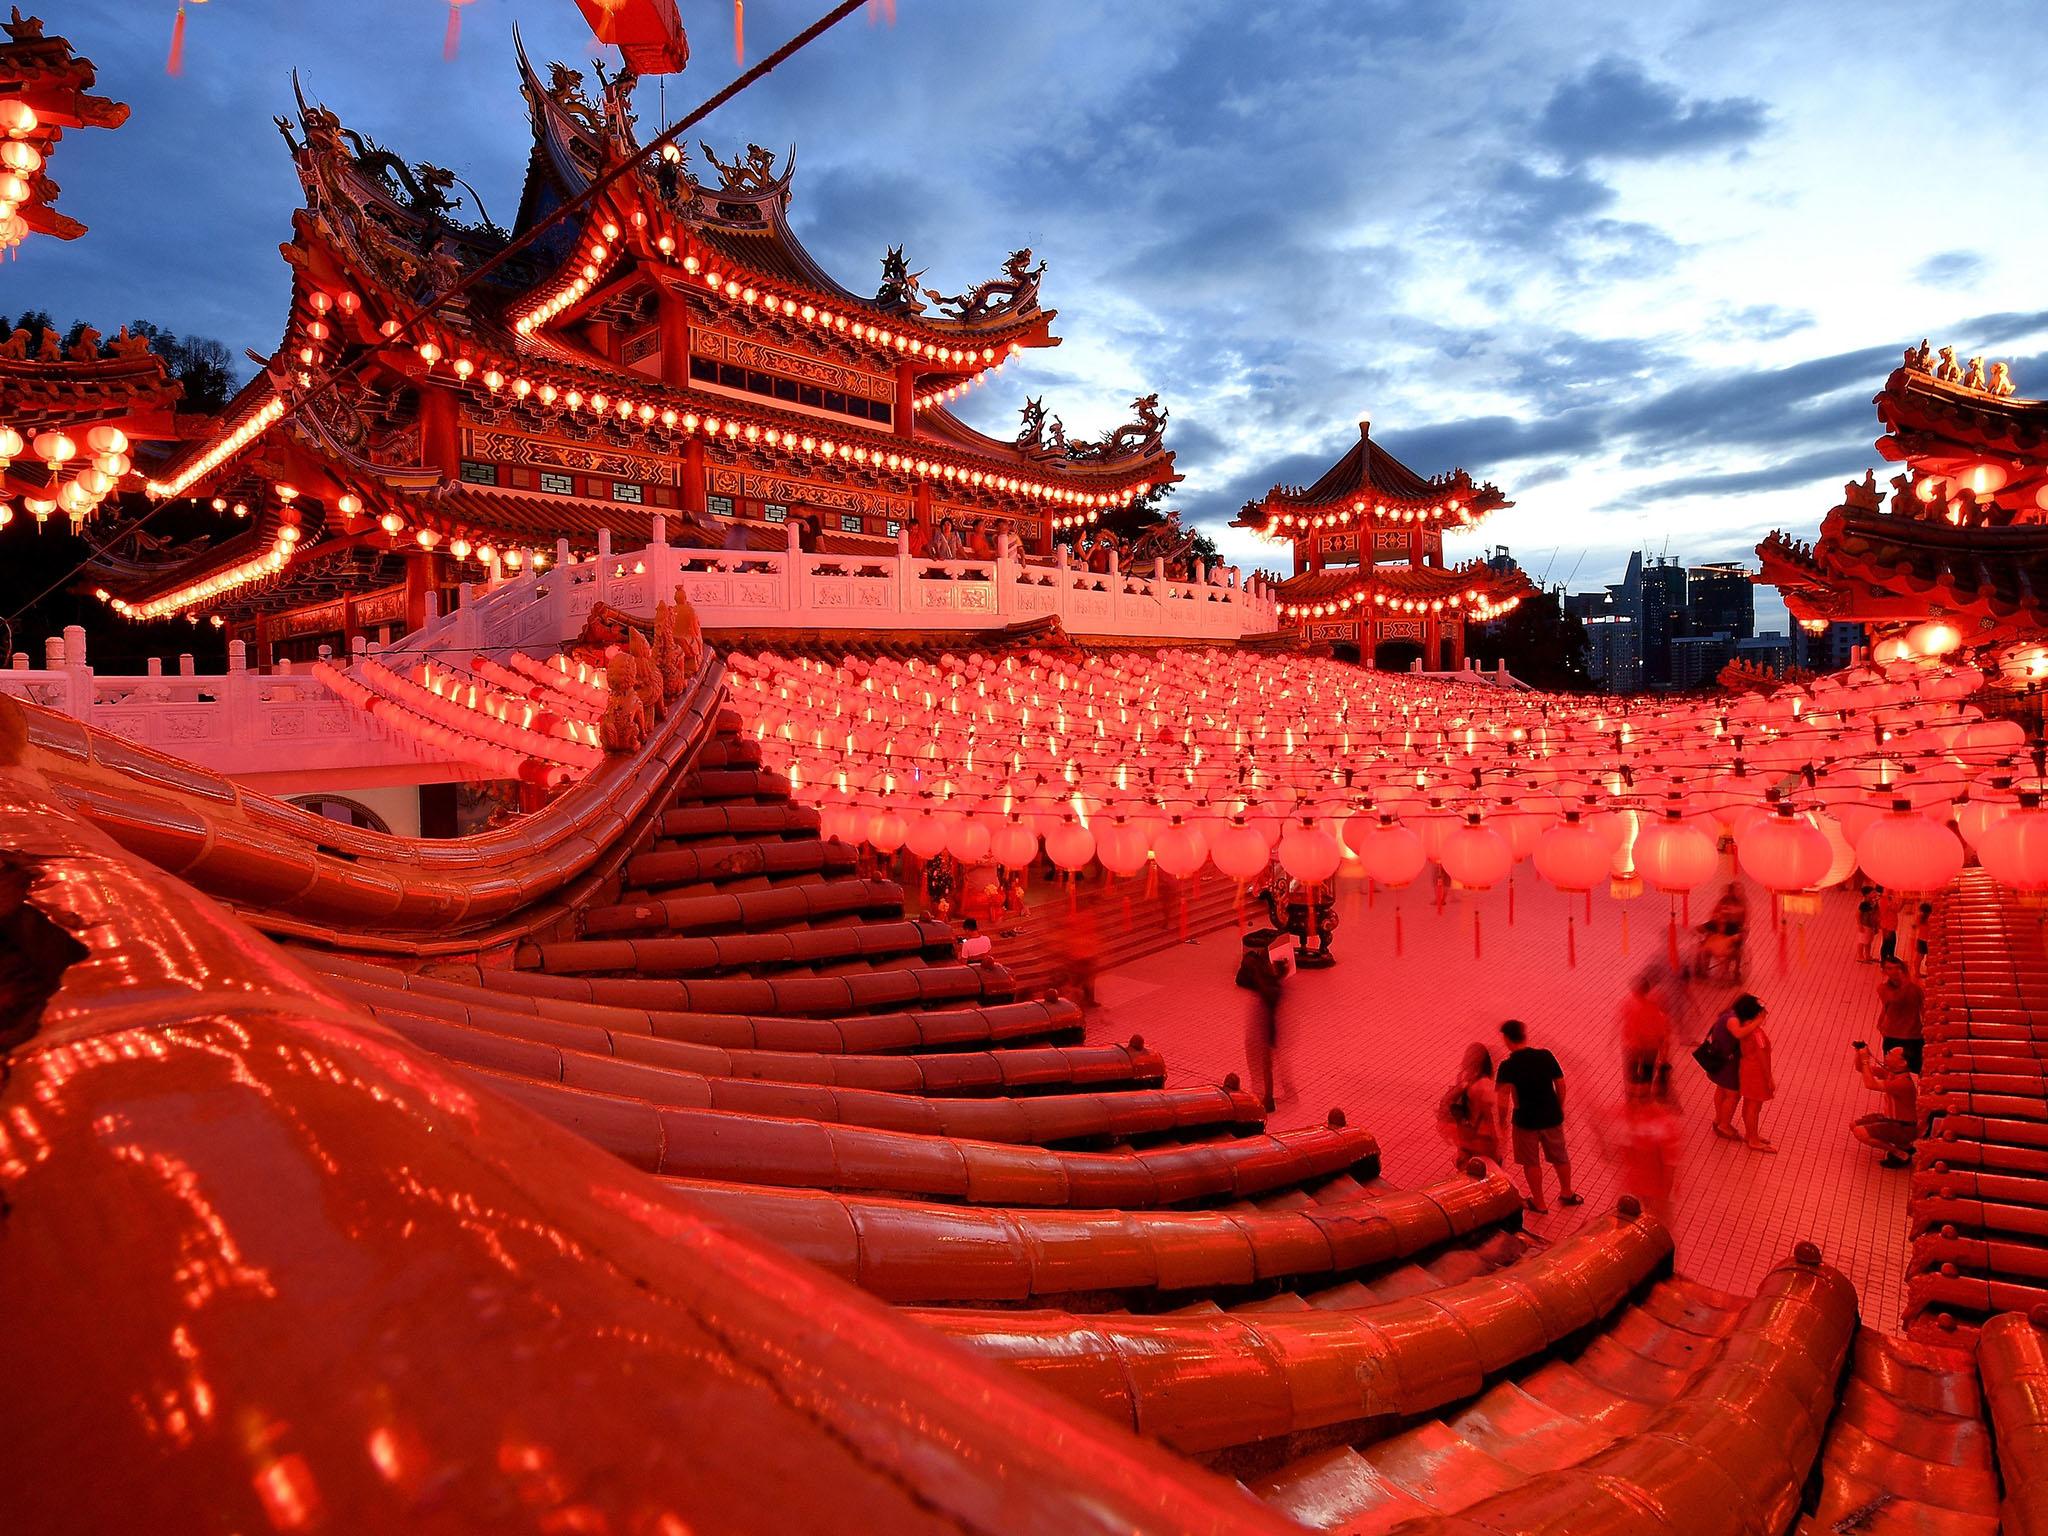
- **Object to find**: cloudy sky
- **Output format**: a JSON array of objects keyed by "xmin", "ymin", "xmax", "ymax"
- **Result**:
[{"xmin": 24, "ymin": 1, "xmax": 2048, "ymax": 630}]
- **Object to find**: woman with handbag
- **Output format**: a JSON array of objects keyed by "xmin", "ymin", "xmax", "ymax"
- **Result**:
[
  {"xmin": 1696, "ymin": 993, "xmax": 1765, "ymax": 1140},
  {"xmin": 1437, "ymin": 1043, "xmax": 1500, "ymax": 1169}
]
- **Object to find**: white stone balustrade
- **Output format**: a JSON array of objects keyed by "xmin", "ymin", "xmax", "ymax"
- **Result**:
[{"xmin": 1, "ymin": 527, "xmax": 1279, "ymax": 785}]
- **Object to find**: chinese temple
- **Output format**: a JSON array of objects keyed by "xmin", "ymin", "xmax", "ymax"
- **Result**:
[
  {"xmin": 9, "ymin": 9, "xmax": 2048, "ymax": 1536},
  {"xmin": 1232, "ymin": 419, "xmax": 1532, "ymax": 667},
  {"xmin": 87, "ymin": 36, "xmax": 1176, "ymax": 660},
  {"xmin": 1759, "ymin": 342, "xmax": 2048, "ymax": 685}
]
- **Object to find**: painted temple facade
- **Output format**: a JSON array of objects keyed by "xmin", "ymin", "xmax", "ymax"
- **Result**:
[{"xmin": 92, "ymin": 42, "xmax": 1180, "ymax": 663}]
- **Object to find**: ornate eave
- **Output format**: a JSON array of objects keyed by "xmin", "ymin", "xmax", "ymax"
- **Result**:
[
  {"xmin": 0, "ymin": 10, "xmax": 129, "ymax": 243},
  {"xmin": 1230, "ymin": 420, "xmax": 1512, "ymax": 539}
]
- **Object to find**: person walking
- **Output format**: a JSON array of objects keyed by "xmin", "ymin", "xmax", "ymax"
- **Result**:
[
  {"xmin": 1877, "ymin": 957, "xmax": 1925, "ymax": 1073},
  {"xmin": 1235, "ymin": 937, "xmax": 1285, "ymax": 1113},
  {"xmin": 1619, "ymin": 969, "xmax": 1672, "ymax": 1087},
  {"xmin": 1438, "ymin": 1043, "xmax": 1500, "ymax": 1169},
  {"xmin": 1700, "ymin": 993, "xmax": 1766, "ymax": 1141},
  {"xmin": 1494, "ymin": 1019, "xmax": 1580, "ymax": 1214},
  {"xmin": 1855, "ymin": 886, "xmax": 1879, "ymax": 962},
  {"xmin": 1737, "ymin": 1003, "xmax": 1776, "ymax": 1151}
]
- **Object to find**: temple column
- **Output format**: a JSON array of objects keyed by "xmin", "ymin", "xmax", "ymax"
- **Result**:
[
  {"xmin": 403, "ymin": 552, "xmax": 434, "ymax": 632},
  {"xmin": 419, "ymin": 384, "xmax": 461, "ymax": 478},
  {"xmin": 657, "ymin": 288, "xmax": 691, "ymax": 390},
  {"xmin": 914, "ymin": 481, "xmax": 935, "ymax": 554},
  {"xmin": 341, "ymin": 595, "xmax": 359, "ymax": 653},
  {"xmin": 683, "ymin": 437, "xmax": 707, "ymax": 517},
  {"xmin": 895, "ymin": 361, "xmax": 917, "ymax": 438}
]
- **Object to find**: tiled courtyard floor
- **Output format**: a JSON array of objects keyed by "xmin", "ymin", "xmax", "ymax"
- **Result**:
[{"xmin": 1078, "ymin": 869, "xmax": 1913, "ymax": 1328}]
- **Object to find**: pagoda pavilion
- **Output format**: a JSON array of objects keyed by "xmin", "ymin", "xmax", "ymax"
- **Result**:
[
  {"xmin": 1231, "ymin": 418, "xmax": 1529, "ymax": 669},
  {"xmin": 1758, "ymin": 342, "xmax": 2048, "ymax": 685},
  {"xmin": 92, "ymin": 40, "xmax": 1177, "ymax": 662}
]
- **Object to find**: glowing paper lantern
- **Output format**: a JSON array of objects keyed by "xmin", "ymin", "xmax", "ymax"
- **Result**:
[
  {"xmin": 1152, "ymin": 818, "xmax": 1208, "ymax": 879},
  {"xmin": 1044, "ymin": 817, "xmax": 1096, "ymax": 873},
  {"xmin": 947, "ymin": 817, "xmax": 993, "ymax": 865},
  {"xmin": 1096, "ymin": 819, "xmax": 1150, "ymax": 878},
  {"xmin": 1278, "ymin": 818, "xmax": 1342, "ymax": 884},
  {"xmin": 1736, "ymin": 807, "xmax": 1831, "ymax": 892},
  {"xmin": 1977, "ymin": 796, "xmax": 2048, "ymax": 893},
  {"xmin": 1211, "ymin": 819, "xmax": 1270, "ymax": 881},
  {"xmin": 1635, "ymin": 814, "xmax": 1718, "ymax": 895},
  {"xmin": 1357, "ymin": 816, "xmax": 1427, "ymax": 889},
  {"xmin": 1856, "ymin": 806, "xmax": 1963, "ymax": 892},
  {"xmin": 906, "ymin": 811, "xmax": 951, "ymax": 861},
  {"xmin": 1533, "ymin": 815, "xmax": 1610, "ymax": 892},
  {"xmin": 1439, "ymin": 815, "xmax": 1512, "ymax": 891},
  {"xmin": 868, "ymin": 809, "xmax": 907, "ymax": 853},
  {"xmin": 990, "ymin": 818, "xmax": 1038, "ymax": 869}
]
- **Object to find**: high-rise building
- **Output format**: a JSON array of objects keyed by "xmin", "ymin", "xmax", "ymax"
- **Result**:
[
  {"xmin": 1582, "ymin": 614, "xmax": 1641, "ymax": 690},
  {"xmin": 1637, "ymin": 558, "xmax": 1688, "ymax": 687},
  {"xmin": 1669, "ymin": 631, "xmax": 1734, "ymax": 690},
  {"xmin": 1689, "ymin": 562, "xmax": 1755, "ymax": 641}
]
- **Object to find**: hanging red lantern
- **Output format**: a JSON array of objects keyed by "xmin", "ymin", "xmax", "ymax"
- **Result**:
[
  {"xmin": 1855, "ymin": 802, "xmax": 1964, "ymax": 892},
  {"xmin": 1736, "ymin": 805, "xmax": 1831, "ymax": 893},
  {"xmin": 990, "ymin": 817, "xmax": 1038, "ymax": 869},
  {"xmin": 867, "ymin": 809, "xmax": 907, "ymax": 853},
  {"xmin": 1533, "ymin": 813, "xmax": 1610, "ymax": 892},
  {"xmin": 1278, "ymin": 817, "xmax": 1342, "ymax": 884},
  {"xmin": 1977, "ymin": 793, "xmax": 2048, "ymax": 893},
  {"xmin": 1096, "ymin": 818, "xmax": 1149, "ymax": 878},
  {"xmin": 1635, "ymin": 814, "xmax": 1718, "ymax": 895},
  {"xmin": 1439, "ymin": 813, "xmax": 1512, "ymax": 891},
  {"xmin": 905, "ymin": 809, "xmax": 951, "ymax": 861},
  {"xmin": 1152, "ymin": 817, "xmax": 1208, "ymax": 879},
  {"xmin": 1357, "ymin": 815, "xmax": 1426, "ymax": 889},
  {"xmin": 1211, "ymin": 818, "xmax": 1271, "ymax": 881},
  {"xmin": 1044, "ymin": 815, "xmax": 1096, "ymax": 874},
  {"xmin": 947, "ymin": 816, "xmax": 992, "ymax": 866}
]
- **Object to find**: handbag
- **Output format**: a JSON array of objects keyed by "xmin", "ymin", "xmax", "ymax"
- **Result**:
[{"xmin": 1691, "ymin": 1032, "xmax": 1728, "ymax": 1077}]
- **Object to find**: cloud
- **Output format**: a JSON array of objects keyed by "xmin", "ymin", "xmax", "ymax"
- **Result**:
[
  {"xmin": 1914, "ymin": 250, "xmax": 1987, "ymax": 288},
  {"xmin": 1535, "ymin": 56, "xmax": 1769, "ymax": 162}
]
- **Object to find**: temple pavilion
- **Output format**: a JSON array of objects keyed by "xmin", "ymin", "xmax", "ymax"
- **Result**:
[{"xmin": 1231, "ymin": 419, "xmax": 1531, "ymax": 669}]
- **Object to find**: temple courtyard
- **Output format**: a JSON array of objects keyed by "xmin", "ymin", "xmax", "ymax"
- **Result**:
[{"xmin": 1080, "ymin": 871, "xmax": 1914, "ymax": 1327}]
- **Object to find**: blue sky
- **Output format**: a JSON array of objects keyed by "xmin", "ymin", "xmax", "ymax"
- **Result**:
[{"xmin": 21, "ymin": 1, "xmax": 2048, "ymax": 630}]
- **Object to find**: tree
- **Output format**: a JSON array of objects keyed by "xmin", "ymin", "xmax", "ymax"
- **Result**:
[
  {"xmin": 126, "ymin": 319, "xmax": 236, "ymax": 412},
  {"xmin": 1465, "ymin": 589, "xmax": 1593, "ymax": 691}
]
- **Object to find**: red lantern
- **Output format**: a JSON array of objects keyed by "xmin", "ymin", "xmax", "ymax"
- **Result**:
[
  {"xmin": 1856, "ymin": 803, "xmax": 1963, "ymax": 892},
  {"xmin": 1096, "ymin": 818, "xmax": 1149, "ymax": 878},
  {"xmin": 1533, "ymin": 814, "xmax": 1610, "ymax": 892},
  {"xmin": 1439, "ymin": 814, "xmax": 1512, "ymax": 891},
  {"xmin": 1211, "ymin": 818, "xmax": 1271, "ymax": 881},
  {"xmin": 1977, "ymin": 794, "xmax": 2048, "ymax": 892},
  {"xmin": 1278, "ymin": 817, "xmax": 1342, "ymax": 884},
  {"xmin": 1152, "ymin": 817, "xmax": 1207, "ymax": 879},
  {"xmin": 1357, "ymin": 815, "xmax": 1426, "ymax": 888},
  {"xmin": 990, "ymin": 817, "xmax": 1038, "ymax": 869},
  {"xmin": 1635, "ymin": 814, "xmax": 1718, "ymax": 895},
  {"xmin": 1044, "ymin": 816, "xmax": 1096, "ymax": 873},
  {"xmin": 868, "ymin": 809, "xmax": 907, "ymax": 853},
  {"xmin": 906, "ymin": 810, "xmax": 951, "ymax": 861},
  {"xmin": 947, "ymin": 817, "xmax": 993, "ymax": 865},
  {"xmin": 1736, "ymin": 806, "xmax": 1830, "ymax": 892}
]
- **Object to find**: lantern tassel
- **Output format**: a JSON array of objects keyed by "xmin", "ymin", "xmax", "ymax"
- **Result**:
[
  {"xmin": 1621, "ymin": 909, "xmax": 1630, "ymax": 954},
  {"xmin": 1776, "ymin": 896, "xmax": 1788, "ymax": 971},
  {"xmin": 734, "ymin": 0, "xmax": 746, "ymax": 65},
  {"xmin": 443, "ymin": 1, "xmax": 462, "ymax": 62},
  {"xmin": 1394, "ymin": 903, "xmax": 1404, "ymax": 957},
  {"xmin": 1178, "ymin": 888, "xmax": 1188, "ymax": 942},
  {"xmin": 1507, "ymin": 875, "xmax": 1515, "ymax": 926},
  {"xmin": 1566, "ymin": 913, "xmax": 1577, "ymax": 968},
  {"xmin": 1473, "ymin": 908, "xmax": 1482, "ymax": 961},
  {"xmin": 1667, "ymin": 903, "xmax": 1681, "ymax": 972},
  {"xmin": 166, "ymin": 1, "xmax": 187, "ymax": 76}
]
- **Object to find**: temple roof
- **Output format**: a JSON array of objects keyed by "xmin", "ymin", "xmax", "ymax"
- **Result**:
[
  {"xmin": 0, "ymin": 9, "xmax": 130, "ymax": 243},
  {"xmin": 1876, "ymin": 355, "xmax": 2048, "ymax": 518},
  {"xmin": 1272, "ymin": 560, "xmax": 1535, "ymax": 621},
  {"xmin": 1230, "ymin": 420, "xmax": 1512, "ymax": 535}
]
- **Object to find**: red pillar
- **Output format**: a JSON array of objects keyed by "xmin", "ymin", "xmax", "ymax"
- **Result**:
[
  {"xmin": 683, "ymin": 437, "xmax": 707, "ymax": 516},
  {"xmin": 403, "ymin": 552, "xmax": 432, "ymax": 632},
  {"xmin": 419, "ymin": 384, "xmax": 461, "ymax": 477},
  {"xmin": 341, "ymin": 595, "xmax": 359, "ymax": 653},
  {"xmin": 658, "ymin": 289, "xmax": 691, "ymax": 389},
  {"xmin": 895, "ymin": 361, "xmax": 918, "ymax": 438},
  {"xmin": 914, "ymin": 481, "xmax": 935, "ymax": 552}
]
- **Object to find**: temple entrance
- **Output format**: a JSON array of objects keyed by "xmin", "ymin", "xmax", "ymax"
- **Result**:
[
  {"xmin": 1373, "ymin": 639, "xmax": 1424, "ymax": 672},
  {"xmin": 1330, "ymin": 641, "xmax": 1361, "ymax": 665},
  {"xmin": 1439, "ymin": 637, "xmax": 1459, "ymax": 671}
]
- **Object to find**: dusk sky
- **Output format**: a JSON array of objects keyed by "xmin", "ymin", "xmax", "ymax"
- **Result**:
[{"xmin": 21, "ymin": 1, "xmax": 2048, "ymax": 632}]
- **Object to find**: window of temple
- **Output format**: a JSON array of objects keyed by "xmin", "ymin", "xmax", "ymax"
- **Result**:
[
  {"xmin": 459, "ymin": 460, "xmax": 497, "ymax": 485},
  {"xmin": 539, "ymin": 471, "xmax": 574, "ymax": 496},
  {"xmin": 838, "ymin": 514, "xmax": 863, "ymax": 534},
  {"xmin": 763, "ymin": 504, "xmax": 788, "ymax": 523},
  {"xmin": 886, "ymin": 519, "xmax": 901, "ymax": 538},
  {"xmin": 707, "ymin": 494, "xmax": 735, "ymax": 517},
  {"xmin": 611, "ymin": 482, "xmax": 643, "ymax": 504}
]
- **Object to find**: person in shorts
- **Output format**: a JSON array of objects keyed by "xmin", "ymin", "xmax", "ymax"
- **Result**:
[{"xmin": 1494, "ymin": 1019, "xmax": 1580, "ymax": 1214}]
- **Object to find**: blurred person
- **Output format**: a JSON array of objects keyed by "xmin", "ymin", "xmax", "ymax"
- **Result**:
[
  {"xmin": 1607, "ymin": 1074, "xmax": 1683, "ymax": 1222},
  {"xmin": 1437, "ymin": 1043, "xmax": 1501, "ymax": 1169},
  {"xmin": 1856, "ymin": 885, "xmax": 1879, "ymax": 962},
  {"xmin": 1737, "ymin": 999, "xmax": 1776, "ymax": 1152},
  {"xmin": 1878, "ymin": 956, "xmax": 1925, "ymax": 1073},
  {"xmin": 1495, "ymin": 1019, "xmax": 1580, "ymax": 1214},
  {"xmin": 1619, "ymin": 969, "xmax": 1672, "ymax": 1086},
  {"xmin": 1698, "ymin": 992, "xmax": 1766, "ymax": 1141},
  {"xmin": 1851, "ymin": 1042, "xmax": 1919, "ymax": 1168},
  {"xmin": 1878, "ymin": 887, "xmax": 1903, "ymax": 962},
  {"xmin": 1235, "ymin": 932, "xmax": 1289, "ymax": 1113}
]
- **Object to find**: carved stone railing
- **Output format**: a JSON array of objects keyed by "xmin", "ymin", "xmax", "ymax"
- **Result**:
[{"xmin": 395, "ymin": 518, "xmax": 1279, "ymax": 664}]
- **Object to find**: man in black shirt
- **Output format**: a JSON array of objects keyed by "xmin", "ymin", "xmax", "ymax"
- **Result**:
[{"xmin": 1494, "ymin": 1018, "xmax": 1581, "ymax": 1214}]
